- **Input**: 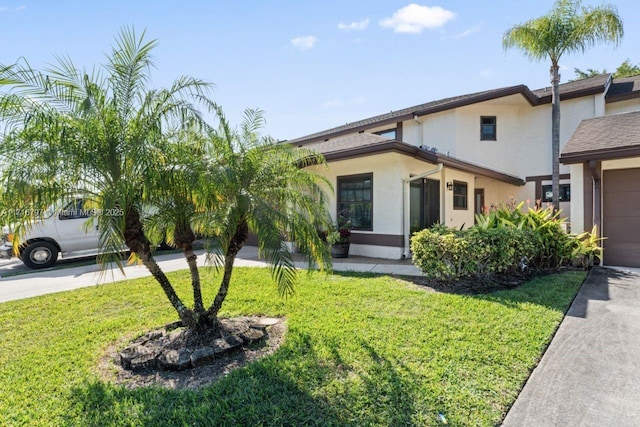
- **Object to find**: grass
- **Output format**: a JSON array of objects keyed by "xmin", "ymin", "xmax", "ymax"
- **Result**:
[{"xmin": 0, "ymin": 267, "xmax": 585, "ymax": 426}]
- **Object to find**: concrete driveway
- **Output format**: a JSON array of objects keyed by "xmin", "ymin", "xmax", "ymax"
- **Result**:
[
  {"xmin": 502, "ymin": 267, "xmax": 640, "ymax": 426},
  {"xmin": 0, "ymin": 246, "xmax": 421, "ymax": 303}
]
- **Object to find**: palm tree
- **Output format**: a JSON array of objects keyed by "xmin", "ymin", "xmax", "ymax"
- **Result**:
[
  {"xmin": 0, "ymin": 28, "xmax": 214, "ymax": 327},
  {"xmin": 195, "ymin": 106, "xmax": 333, "ymax": 329},
  {"xmin": 503, "ymin": 0, "xmax": 623, "ymax": 211},
  {"xmin": 0, "ymin": 28, "xmax": 333, "ymax": 333}
]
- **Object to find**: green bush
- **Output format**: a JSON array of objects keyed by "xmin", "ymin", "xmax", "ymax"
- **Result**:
[
  {"xmin": 412, "ymin": 203, "xmax": 603, "ymax": 282},
  {"xmin": 411, "ymin": 226, "xmax": 539, "ymax": 281}
]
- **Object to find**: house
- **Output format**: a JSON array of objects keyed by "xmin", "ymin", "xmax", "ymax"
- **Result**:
[{"xmin": 290, "ymin": 74, "xmax": 640, "ymax": 266}]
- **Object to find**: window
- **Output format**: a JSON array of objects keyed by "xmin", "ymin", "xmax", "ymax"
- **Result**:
[
  {"xmin": 453, "ymin": 181, "xmax": 468, "ymax": 210},
  {"xmin": 480, "ymin": 116, "xmax": 496, "ymax": 141},
  {"xmin": 374, "ymin": 128, "xmax": 397, "ymax": 140},
  {"xmin": 337, "ymin": 173, "xmax": 373, "ymax": 230},
  {"xmin": 542, "ymin": 184, "xmax": 571, "ymax": 202},
  {"xmin": 59, "ymin": 199, "xmax": 92, "ymax": 220}
]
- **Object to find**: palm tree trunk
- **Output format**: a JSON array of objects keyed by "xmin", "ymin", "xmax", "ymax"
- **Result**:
[
  {"xmin": 205, "ymin": 221, "xmax": 249, "ymax": 323},
  {"xmin": 550, "ymin": 62, "xmax": 561, "ymax": 212},
  {"xmin": 183, "ymin": 244, "xmax": 204, "ymax": 313},
  {"xmin": 174, "ymin": 223, "xmax": 204, "ymax": 314},
  {"xmin": 124, "ymin": 207, "xmax": 196, "ymax": 327}
]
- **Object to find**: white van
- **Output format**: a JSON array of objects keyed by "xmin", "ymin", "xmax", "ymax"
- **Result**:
[{"xmin": 0, "ymin": 198, "xmax": 119, "ymax": 269}]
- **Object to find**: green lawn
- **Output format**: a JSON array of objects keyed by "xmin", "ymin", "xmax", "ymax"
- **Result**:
[{"xmin": 0, "ymin": 268, "xmax": 585, "ymax": 426}]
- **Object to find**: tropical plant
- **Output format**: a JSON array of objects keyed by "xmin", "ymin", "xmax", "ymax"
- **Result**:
[
  {"xmin": 193, "ymin": 106, "xmax": 333, "ymax": 328},
  {"xmin": 0, "ymin": 28, "xmax": 216, "ymax": 327},
  {"xmin": 503, "ymin": 0, "xmax": 623, "ymax": 211},
  {"xmin": 325, "ymin": 214, "xmax": 352, "ymax": 244},
  {"xmin": 0, "ymin": 28, "xmax": 333, "ymax": 333}
]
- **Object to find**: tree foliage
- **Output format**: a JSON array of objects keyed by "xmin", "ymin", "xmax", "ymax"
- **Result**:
[
  {"xmin": 0, "ymin": 28, "xmax": 332, "ymax": 332},
  {"xmin": 572, "ymin": 59, "xmax": 640, "ymax": 80},
  {"xmin": 503, "ymin": 0, "xmax": 623, "ymax": 211}
]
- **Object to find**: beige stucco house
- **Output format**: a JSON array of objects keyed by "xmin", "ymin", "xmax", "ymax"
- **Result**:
[{"xmin": 290, "ymin": 74, "xmax": 640, "ymax": 267}]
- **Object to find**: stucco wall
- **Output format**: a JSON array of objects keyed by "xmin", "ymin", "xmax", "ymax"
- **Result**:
[
  {"xmin": 605, "ymin": 99, "xmax": 640, "ymax": 116},
  {"xmin": 396, "ymin": 95, "xmax": 599, "ymax": 182}
]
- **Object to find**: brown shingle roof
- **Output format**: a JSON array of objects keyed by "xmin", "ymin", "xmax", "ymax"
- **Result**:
[
  {"xmin": 532, "ymin": 73, "xmax": 610, "ymax": 103},
  {"xmin": 307, "ymin": 133, "xmax": 525, "ymax": 186},
  {"xmin": 560, "ymin": 111, "xmax": 640, "ymax": 164},
  {"xmin": 606, "ymin": 74, "xmax": 640, "ymax": 103},
  {"xmin": 290, "ymin": 74, "xmax": 612, "ymax": 145},
  {"xmin": 288, "ymin": 85, "xmax": 538, "ymax": 145}
]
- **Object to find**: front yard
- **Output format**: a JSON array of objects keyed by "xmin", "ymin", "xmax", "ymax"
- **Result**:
[{"xmin": 0, "ymin": 267, "xmax": 585, "ymax": 426}]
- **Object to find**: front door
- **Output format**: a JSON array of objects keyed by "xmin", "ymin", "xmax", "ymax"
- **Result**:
[
  {"xmin": 474, "ymin": 189, "xmax": 485, "ymax": 223},
  {"xmin": 410, "ymin": 178, "xmax": 440, "ymax": 234}
]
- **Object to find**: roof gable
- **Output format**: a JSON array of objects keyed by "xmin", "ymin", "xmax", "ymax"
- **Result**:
[{"xmin": 560, "ymin": 110, "xmax": 640, "ymax": 163}]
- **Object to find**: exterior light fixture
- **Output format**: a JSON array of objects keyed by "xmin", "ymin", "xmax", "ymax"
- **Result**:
[{"xmin": 446, "ymin": 181, "xmax": 454, "ymax": 191}]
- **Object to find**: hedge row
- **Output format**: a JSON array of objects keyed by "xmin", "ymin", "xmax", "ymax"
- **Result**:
[{"xmin": 411, "ymin": 204, "xmax": 602, "ymax": 281}]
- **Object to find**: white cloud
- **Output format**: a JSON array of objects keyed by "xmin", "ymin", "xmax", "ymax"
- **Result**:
[
  {"xmin": 380, "ymin": 4, "xmax": 455, "ymax": 34},
  {"xmin": 0, "ymin": 5, "xmax": 26, "ymax": 12},
  {"xmin": 454, "ymin": 22, "xmax": 483, "ymax": 39},
  {"xmin": 338, "ymin": 18, "xmax": 370, "ymax": 32},
  {"xmin": 291, "ymin": 35, "xmax": 317, "ymax": 50}
]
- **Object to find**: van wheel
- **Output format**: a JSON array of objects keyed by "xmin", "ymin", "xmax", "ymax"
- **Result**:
[{"xmin": 21, "ymin": 241, "xmax": 58, "ymax": 269}]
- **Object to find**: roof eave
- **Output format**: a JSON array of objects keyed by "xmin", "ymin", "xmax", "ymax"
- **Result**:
[
  {"xmin": 560, "ymin": 145, "xmax": 640, "ymax": 164},
  {"xmin": 318, "ymin": 141, "xmax": 525, "ymax": 186}
]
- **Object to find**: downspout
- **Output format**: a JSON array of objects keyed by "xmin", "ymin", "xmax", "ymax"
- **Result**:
[
  {"xmin": 402, "ymin": 164, "xmax": 443, "ymax": 258},
  {"xmin": 588, "ymin": 160, "xmax": 602, "ymax": 234}
]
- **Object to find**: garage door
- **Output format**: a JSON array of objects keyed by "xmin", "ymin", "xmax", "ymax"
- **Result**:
[{"xmin": 603, "ymin": 168, "xmax": 640, "ymax": 267}]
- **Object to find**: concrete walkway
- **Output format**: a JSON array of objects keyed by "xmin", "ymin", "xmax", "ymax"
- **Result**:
[
  {"xmin": 502, "ymin": 266, "xmax": 640, "ymax": 426},
  {"xmin": 0, "ymin": 246, "xmax": 421, "ymax": 303}
]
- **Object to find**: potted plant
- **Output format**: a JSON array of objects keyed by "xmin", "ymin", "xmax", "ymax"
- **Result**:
[{"xmin": 326, "ymin": 215, "xmax": 352, "ymax": 258}]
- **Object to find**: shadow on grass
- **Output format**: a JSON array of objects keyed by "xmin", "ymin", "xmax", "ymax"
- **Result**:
[{"xmin": 65, "ymin": 333, "xmax": 431, "ymax": 426}]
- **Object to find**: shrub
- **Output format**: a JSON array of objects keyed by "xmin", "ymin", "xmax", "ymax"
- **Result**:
[{"xmin": 412, "ymin": 203, "xmax": 603, "ymax": 282}]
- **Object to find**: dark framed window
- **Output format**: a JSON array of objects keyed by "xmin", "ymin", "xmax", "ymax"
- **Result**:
[
  {"xmin": 480, "ymin": 116, "xmax": 496, "ymax": 141},
  {"xmin": 542, "ymin": 184, "xmax": 570, "ymax": 202},
  {"xmin": 374, "ymin": 128, "xmax": 396, "ymax": 140},
  {"xmin": 453, "ymin": 181, "xmax": 468, "ymax": 210},
  {"xmin": 59, "ymin": 199, "xmax": 92, "ymax": 220},
  {"xmin": 337, "ymin": 173, "xmax": 373, "ymax": 230}
]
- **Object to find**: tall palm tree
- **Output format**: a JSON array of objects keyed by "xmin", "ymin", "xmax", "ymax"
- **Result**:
[
  {"xmin": 503, "ymin": 0, "xmax": 623, "ymax": 211},
  {"xmin": 0, "ymin": 28, "xmax": 214, "ymax": 327}
]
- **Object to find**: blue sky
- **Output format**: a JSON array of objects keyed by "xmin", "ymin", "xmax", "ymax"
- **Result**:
[{"xmin": 1, "ymin": 1, "xmax": 638, "ymax": 140}]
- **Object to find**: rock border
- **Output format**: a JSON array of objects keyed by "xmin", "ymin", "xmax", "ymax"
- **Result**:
[{"xmin": 98, "ymin": 316, "xmax": 287, "ymax": 390}]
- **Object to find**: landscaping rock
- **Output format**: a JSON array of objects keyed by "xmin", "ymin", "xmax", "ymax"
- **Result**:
[
  {"xmin": 224, "ymin": 334, "xmax": 245, "ymax": 348},
  {"xmin": 158, "ymin": 349, "xmax": 192, "ymax": 371},
  {"xmin": 191, "ymin": 347, "xmax": 216, "ymax": 367},
  {"xmin": 250, "ymin": 317, "xmax": 281, "ymax": 328},
  {"xmin": 115, "ymin": 316, "xmax": 285, "ymax": 374},
  {"xmin": 240, "ymin": 327, "xmax": 265, "ymax": 343},
  {"xmin": 130, "ymin": 352, "xmax": 157, "ymax": 371}
]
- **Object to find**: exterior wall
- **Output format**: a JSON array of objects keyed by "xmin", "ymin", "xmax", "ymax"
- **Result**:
[
  {"xmin": 602, "ymin": 158, "xmax": 640, "ymax": 170},
  {"xmin": 307, "ymin": 152, "xmax": 524, "ymax": 259},
  {"xmin": 397, "ymin": 95, "xmax": 599, "ymax": 181},
  {"xmin": 569, "ymin": 164, "xmax": 585, "ymax": 233},
  {"xmin": 309, "ymin": 153, "xmax": 414, "ymax": 259},
  {"xmin": 442, "ymin": 168, "xmax": 476, "ymax": 229},
  {"xmin": 606, "ymin": 99, "xmax": 640, "ymax": 115}
]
